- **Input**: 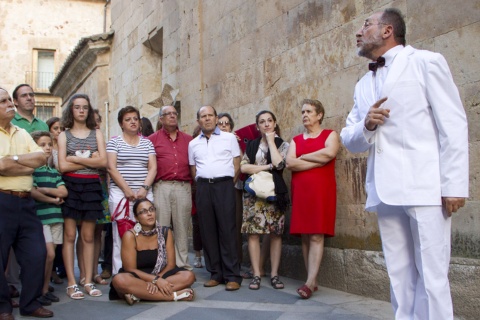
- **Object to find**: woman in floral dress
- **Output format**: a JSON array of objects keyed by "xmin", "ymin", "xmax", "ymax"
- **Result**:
[{"xmin": 240, "ymin": 110, "xmax": 289, "ymax": 290}]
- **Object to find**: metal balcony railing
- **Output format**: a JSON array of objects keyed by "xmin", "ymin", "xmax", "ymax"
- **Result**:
[{"xmin": 25, "ymin": 71, "xmax": 56, "ymax": 92}]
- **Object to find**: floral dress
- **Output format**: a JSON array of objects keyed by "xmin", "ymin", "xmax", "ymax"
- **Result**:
[{"xmin": 240, "ymin": 140, "xmax": 289, "ymax": 235}]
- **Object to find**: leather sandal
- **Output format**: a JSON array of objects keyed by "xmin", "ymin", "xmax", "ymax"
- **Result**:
[
  {"xmin": 94, "ymin": 274, "xmax": 108, "ymax": 285},
  {"xmin": 66, "ymin": 284, "xmax": 84, "ymax": 300},
  {"xmin": 270, "ymin": 275, "xmax": 284, "ymax": 289},
  {"xmin": 249, "ymin": 276, "xmax": 261, "ymax": 290},
  {"xmin": 124, "ymin": 293, "xmax": 140, "ymax": 305},
  {"xmin": 296, "ymin": 284, "xmax": 313, "ymax": 299},
  {"xmin": 84, "ymin": 283, "xmax": 102, "ymax": 297},
  {"xmin": 173, "ymin": 288, "xmax": 194, "ymax": 301}
]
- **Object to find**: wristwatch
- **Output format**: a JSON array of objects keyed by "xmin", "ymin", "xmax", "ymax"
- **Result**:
[
  {"xmin": 142, "ymin": 185, "xmax": 150, "ymax": 190},
  {"xmin": 13, "ymin": 155, "xmax": 19, "ymax": 162},
  {"xmin": 152, "ymin": 275, "xmax": 159, "ymax": 284}
]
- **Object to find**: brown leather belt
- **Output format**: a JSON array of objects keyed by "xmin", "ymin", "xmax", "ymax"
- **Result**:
[{"xmin": 0, "ymin": 189, "xmax": 31, "ymax": 198}]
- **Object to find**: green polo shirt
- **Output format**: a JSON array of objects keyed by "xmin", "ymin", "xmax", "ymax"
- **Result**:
[
  {"xmin": 33, "ymin": 165, "xmax": 65, "ymax": 225},
  {"xmin": 11, "ymin": 112, "xmax": 49, "ymax": 133}
]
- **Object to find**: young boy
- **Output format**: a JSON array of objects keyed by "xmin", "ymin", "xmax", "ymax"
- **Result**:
[{"xmin": 30, "ymin": 131, "xmax": 68, "ymax": 305}]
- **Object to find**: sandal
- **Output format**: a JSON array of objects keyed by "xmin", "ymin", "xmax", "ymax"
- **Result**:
[
  {"xmin": 66, "ymin": 284, "xmax": 84, "ymax": 300},
  {"xmin": 124, "ymin": 293, "xmax": 140, "ymax": 305},
  {"xmin": 173, "ymin": 288, "xmax": 194, "ymax": 301},
  {"xmin": 84, "ymin": 283, "xmax": 102, "ymax": 297},
  {"xmin": 296, "ymin": 284, "xmax": 313, "ymax": 299},
  {"xmin": 51, "ymin": 272, "xmax": 63, "ymax": 284},
  {"xmin": 270, "ymin": 275, "xmax": 284, "ymax": 289},
  {"xmin": 249, "ymin": 276, "xmax": 261, "ymax": 290},
  {"xmin": 79, "ymin": 277, "xmax": 85, "ymax": 287},
  {"xmin": 242, "ymin": 271, "xmax": 266, "ymax": 279},
  {"xmin": 94, "ymin": 274, "xmax": 108, "ymax": 285}
]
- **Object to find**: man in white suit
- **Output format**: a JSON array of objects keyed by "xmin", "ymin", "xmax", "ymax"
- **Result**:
[{"xmin": 340, "ymin": 8, "xmax": 468, "ymax": 320}]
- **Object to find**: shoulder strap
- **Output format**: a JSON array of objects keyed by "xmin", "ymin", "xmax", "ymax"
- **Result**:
[{"xmin": 161, "ymin": 226, "xmax": 169, "ymax": 241}]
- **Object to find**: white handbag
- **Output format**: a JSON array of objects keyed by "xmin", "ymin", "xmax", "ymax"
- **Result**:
[{"xmin": 244, "ymin": 171, "xmax": 276, "ymax": 201}]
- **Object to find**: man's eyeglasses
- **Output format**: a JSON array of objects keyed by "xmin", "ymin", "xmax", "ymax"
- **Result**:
[
  {"xmin": 361, "ymin": 21, "xmax": 386, "ymax": 31},
  {"xmin": 218, "ymin": 121, "xmax": 230, "ymax": 126},
  {"xmin": 137, "ymin": 206, "xmax": 156, "ymax": 215},
  {"xmin": 161, "ymin": 111, "xmax": 178, "ymax": 117}
]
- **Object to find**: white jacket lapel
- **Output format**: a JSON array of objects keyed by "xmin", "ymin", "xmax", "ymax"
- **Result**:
[{"xmin": 381, "ymin": 45, "xmax": 415, "ymax": 98}]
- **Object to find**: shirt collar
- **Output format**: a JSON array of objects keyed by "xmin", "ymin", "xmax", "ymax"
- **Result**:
[
  {"xmin": 0, "ymin": 123, "xmax": 20, "ymax": 135},
  {"xmin": 382, "ymin": 45, "xmax": 404, "ymax": 67},
  {"xmin": 14, "ymin": 112, "xmax": 39, "ymax": 122},
  {"xmin": 161, "ymin": 126, "xmax": 179, "ymax": 137},
  {"xmin": 200, "ymin": 126, "xmax": 221, "ymax": 138}
]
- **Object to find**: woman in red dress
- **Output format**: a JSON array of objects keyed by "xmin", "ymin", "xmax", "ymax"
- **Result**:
[{"xmin": 286, "ymin": 99, "xmax": 340, "ymax": 299}]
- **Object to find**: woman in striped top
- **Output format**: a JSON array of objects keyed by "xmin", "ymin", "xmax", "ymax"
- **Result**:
[
  {"xmin": 107, "ymin": 106, "xmax": 157, "ymax": 275},
  {"xmin": 58, "ymin": 94, "xmax": 107, "ymax": 299}
]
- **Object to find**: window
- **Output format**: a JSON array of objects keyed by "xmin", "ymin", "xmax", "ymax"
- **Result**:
[
  {"xmin": 35, "ymin": 102, "xmax": 57, "ymax": 122},
  {"xmin": 36, "ymin": 51, "xmax": 55, "ymax": 90}
]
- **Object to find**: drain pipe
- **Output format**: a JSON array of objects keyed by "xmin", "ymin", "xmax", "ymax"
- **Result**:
[
  {"xmin": 103, "ymin": 0, "xmax": 111, "ymax": 33},
  {"xmin": 104, "ymin": 101, "xmax": 109, "ymax": 139}
]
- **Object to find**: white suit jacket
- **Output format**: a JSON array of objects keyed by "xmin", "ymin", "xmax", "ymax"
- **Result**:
[{"xmin": 340, "ymin": 45, "xmax": 469, "ymax": 211}]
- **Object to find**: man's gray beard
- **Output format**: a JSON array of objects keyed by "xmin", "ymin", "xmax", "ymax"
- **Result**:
[{"xmin": 357, "ymin": 44, "xmax": 379, "ymax": 61}]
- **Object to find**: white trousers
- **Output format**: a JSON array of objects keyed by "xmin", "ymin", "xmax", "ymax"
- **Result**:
[
  {"xmin": 110, "ymin": 186, "xmax": 153, "ymax": 275},
  {"xmin": 377, "ymin": 203, "xmax": 453, "ymax": 320},
  {"xmin": 153, "ymin": 180, "xmax": 192, "ymax": 270}
]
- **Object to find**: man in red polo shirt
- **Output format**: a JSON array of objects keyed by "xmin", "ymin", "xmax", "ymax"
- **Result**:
[{"xmin": 148, "ymin": 105, "xmax": 193, "ymax": 270}]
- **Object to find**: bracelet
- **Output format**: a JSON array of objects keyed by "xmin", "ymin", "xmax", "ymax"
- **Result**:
[
  {"xmin": 151, "ymin": 275, "xmax": 159, "ymax": 284},
  {"xmin": 269, "ymin": 163, "xmax": 273, "ymax": 171}
]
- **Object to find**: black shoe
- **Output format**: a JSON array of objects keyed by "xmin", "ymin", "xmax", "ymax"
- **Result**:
[
  {"xmin": 37, "ymin": 295, "xmax": 52, "ymax": 306},
  {"xmin": 48, "ymin": 285, "xmax": 54, "ymax": 293},
  {"xmin": 44, "ymin": 292, "xmax": 60, "ymax": 302}
]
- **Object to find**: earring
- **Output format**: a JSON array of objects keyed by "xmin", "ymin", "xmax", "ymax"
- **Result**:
[{"xmin": 134, "ymin": 222, "xmax": 142, "ymax": 236}]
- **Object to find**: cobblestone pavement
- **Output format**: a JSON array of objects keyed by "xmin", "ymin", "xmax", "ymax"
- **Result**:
[{"xmin": 12, "ymin": 253, "xmax": 393, "ymax": 319}]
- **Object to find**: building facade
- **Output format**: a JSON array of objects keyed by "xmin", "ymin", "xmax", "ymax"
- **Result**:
[{"xmin": 0, "ymin": 0, "xmax": 110, "ymax": 121}]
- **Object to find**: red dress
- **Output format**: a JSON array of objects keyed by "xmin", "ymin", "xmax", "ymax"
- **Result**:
[{"xmin": 290, "ymin": 130, "xmax": 336, "ymax": 237}]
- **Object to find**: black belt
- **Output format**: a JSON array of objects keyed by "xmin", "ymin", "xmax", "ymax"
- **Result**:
[{"xmin": 197, "ymin": 176, "xmax": 232, "ymax": 184}]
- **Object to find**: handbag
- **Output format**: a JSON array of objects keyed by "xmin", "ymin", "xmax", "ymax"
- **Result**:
[
  {"xmin": 111, "ymin": 197, "xmax": 135, "ymax": 238},
  {"xmin": 244, "ymin": 171, "xmax": 276, "ymax": 201}
]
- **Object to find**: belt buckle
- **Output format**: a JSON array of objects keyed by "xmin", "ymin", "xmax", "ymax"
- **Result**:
[{"xmin": 208, "ymin": 178, "xmax": 214, "ymax": 184}]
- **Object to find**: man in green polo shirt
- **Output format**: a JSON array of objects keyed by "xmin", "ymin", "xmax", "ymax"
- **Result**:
[{"xmin": 11, "ymin": 84, "xmax": 48, "ymax": 133}]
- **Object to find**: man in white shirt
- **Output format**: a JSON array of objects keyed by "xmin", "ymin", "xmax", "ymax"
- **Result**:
[
  {"xmin": 188, "ymin": 106, "xmax": 242, "ymax": 291},
  {"xmin": 340, "ymin": 8, "xmax": 468, "ymax": 320}
]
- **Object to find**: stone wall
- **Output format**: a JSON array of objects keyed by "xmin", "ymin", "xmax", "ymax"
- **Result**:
[{"xmin": 109, "ymin": 0, "xmax": 480, "ymax": 318}]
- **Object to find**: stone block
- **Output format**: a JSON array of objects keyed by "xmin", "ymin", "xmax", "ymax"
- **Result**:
[
  {"xmin": 343, "ymin": 249, "xmax": 389, "ymax": 300},
  {"xmin": 408, "ymin": 0, "xmax": 480, "ymax": 44},
  {"xmin": 255, "ymin": 0, "xmax": 305, "ymax": 28},
  {"xmin": 434, "ymin": 22, "xmax": 480, "ymax": 87},
  {"xmin": 449, "ymin": 257, "xmax": 480, "ymax": 320}
]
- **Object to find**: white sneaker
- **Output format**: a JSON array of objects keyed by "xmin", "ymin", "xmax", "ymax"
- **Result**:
[{"xmin": 193, "ymin": 257, "xmax": 202, "ymax": 268}]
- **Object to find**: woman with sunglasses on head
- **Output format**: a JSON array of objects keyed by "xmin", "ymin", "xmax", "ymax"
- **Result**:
[
  {"xmin": 111, "ymin": 199, "xmax": 195, "ymax": 304},
  {"xmin": 217, "ymin": 113, "xmax": 245, "ymax": 267},
  {"xmin": 58, "ymin": 94, "xmax": 107, "ymax": 299}
]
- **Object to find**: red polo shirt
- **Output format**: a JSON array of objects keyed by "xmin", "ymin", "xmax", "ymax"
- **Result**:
[{"xmin": 148, "ymin": 128, "xmax": 192, "ymax": 182}]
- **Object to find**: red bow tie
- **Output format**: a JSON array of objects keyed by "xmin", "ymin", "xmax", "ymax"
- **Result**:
[{"xmin": 369, "ymin": 56, "xmax": 386, "ymax": 72}]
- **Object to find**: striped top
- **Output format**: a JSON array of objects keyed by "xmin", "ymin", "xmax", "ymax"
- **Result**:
[
  {"xmin": 65, "ymin": 129, "xmax": 99, "ymax": 175},
  {"xmin": 106, "ymin": 135, "xmax": 155, "ymax": 189},
  {"xmin": 33, "ymin": 166, "xmax": 65, "ymax": 225}
]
